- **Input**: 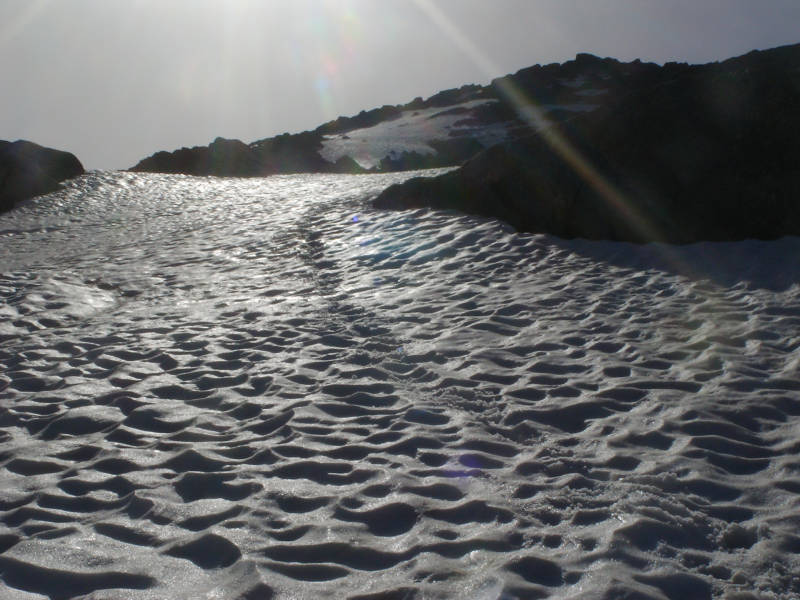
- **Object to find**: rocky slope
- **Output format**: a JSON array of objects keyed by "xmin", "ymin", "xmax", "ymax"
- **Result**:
[
  {"xmin": 129, "ymin": 50, "xmax": 682, "ymax": 176},
  {"xmin": 374, "ymin": 43, "xmax": 800, "ymax": 243},
  {"xmin": 0, "ymin": 140, "xmax": 84, "ymax": 213}
]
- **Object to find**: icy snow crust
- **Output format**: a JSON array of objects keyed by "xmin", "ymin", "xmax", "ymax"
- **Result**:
[
  {"xmin": 1, "ymin": 171, "xmax": 800, "ymax": 599},
  {"xmin": 320, "ymin": 100, "xmax": 511, "ymax": 169}
]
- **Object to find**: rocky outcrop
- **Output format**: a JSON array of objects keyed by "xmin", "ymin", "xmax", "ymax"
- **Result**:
[
  {"xmin": 128, "ymin": 42, "xmax": 800, "ymax": 194},
  {"xmin": 374, "ymin": 43, "xmax": 800, "ymax": 243},
  {"xmin": 127, "ymin": 51, "xmax": 674, "ymax": 177},
  {"xmin": 130, "ymin": 133, "xmax": 367, "ymax": 177},
  {"xmin": 249, "ymin": 131, "xmax": 365, "ymax": 174},
  {"xmin": 0, "ymin": 140, "xmax": 84, "ymax": 213},
  {"xmin": 130, "ymin": 137, "xmax": 259, "ymax": 177}
]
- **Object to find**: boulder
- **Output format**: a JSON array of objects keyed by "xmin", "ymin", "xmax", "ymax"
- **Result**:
[
  {"xmin": 131, "ymin": 131, "xmax": 363, "ymax": 177},
  {"xmin": 0, "ymin": 140, "xmax": 84, "ymax": 212}
]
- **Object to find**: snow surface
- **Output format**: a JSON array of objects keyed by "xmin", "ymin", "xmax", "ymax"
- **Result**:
[
  {"xmin": 1, "ymin": 171, "xmax": 800, "ymax": 599},
  {"xmin": 320, "ymin": 100, "xmax": 510, "ymax": 169}
]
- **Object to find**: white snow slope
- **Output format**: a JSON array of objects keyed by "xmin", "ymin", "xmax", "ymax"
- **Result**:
[
  {"xmin": 1, "ymin": 170, "xmax": 799, "ymax": 599},
  {"xmin": 320, "ymin": 101, "xmax": 511, "ymax": 169}
]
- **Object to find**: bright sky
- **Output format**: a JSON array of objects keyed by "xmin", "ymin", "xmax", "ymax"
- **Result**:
[{"xmin": 2, "ymin": 0, "xmax": 798, "ymax": 170}]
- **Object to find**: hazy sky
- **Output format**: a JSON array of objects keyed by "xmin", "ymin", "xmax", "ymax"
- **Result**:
[{"xmin": 3, "ymin": 0, "xmax": 799, "ymax": 170}]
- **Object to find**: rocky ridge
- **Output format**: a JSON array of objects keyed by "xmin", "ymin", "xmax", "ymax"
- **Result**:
[
  {"xmin": 129, "ymin": 50, "xmax": 679, "ymax": 176},
  {"xmin": 374, "ymin": 43, "xmax": 800, "ymax": 243}
]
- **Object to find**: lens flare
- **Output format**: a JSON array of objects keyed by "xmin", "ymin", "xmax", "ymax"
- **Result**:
[
  {"xmin": 305, "ymin": 3, "xmax": 366, "ymax": 122},
  {"xmin": 409, "ymin": 0, "xmax": 706, "ymax": 283}
]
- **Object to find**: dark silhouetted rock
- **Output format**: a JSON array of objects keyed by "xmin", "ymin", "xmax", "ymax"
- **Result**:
[
  {"xmin": 374, "ymin": 43, "xmax": 800, "ymax": 243},
  {"xmin": 0, "ymin": 140, "xmax": 84, "ymax": 212},
  {"xmin": 130, "ymin": 137, "xmax": 258, "ymax": 176},
  {"xmin": 207, "ymin": 137, "xmax": 259, "ymax": 176},
  {"xmin": 129, "ymin": 51, "xmax": 666, "ymax": 176},
  {"xmin": 130, "ymin": 131, "xmax": 367, "ymax": 177},
  {"xmin": 250, "ymin": 131, "xmax": 334, "ymax": 174},
  {"xmin": 317, "ymin": 105, "xmax": 403, "ymax": 135},
  {"xmin": 128, "ymin": 42, "xmax": 800, "ymax": 190}
]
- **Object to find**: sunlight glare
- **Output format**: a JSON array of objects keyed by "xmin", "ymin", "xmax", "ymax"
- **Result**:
[{"xmin": 411, "ymin": 0, "xmax": 705, "ymax": 283}]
